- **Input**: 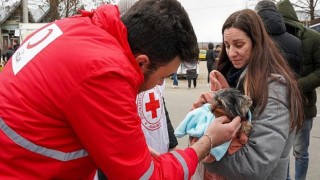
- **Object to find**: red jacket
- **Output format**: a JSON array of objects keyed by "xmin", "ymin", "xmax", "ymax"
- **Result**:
[{"xmin": 0, "ymin": 5, "xmax": 197, "ymax": 179}]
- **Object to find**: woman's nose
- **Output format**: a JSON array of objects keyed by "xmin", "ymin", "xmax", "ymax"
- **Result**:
[{"xmin": 228, "ymin": 46, "xmax": 237, "ymax": 58}]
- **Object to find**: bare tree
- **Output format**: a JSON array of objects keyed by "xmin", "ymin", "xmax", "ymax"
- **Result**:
[
  {"xmin": 294, "ymin": 0, "xmax": 320, "ymax": 20},
  {"xmin": 60, "ymin": 0, "xmax": 81, "ymax": 18},
  {"xmin": 273, "ymin": 0, "xmax": 320, "ymax": 20},
  {"xmin": 48, "ymin": 0, "xmax": 60, "ymax": 21},
  {"xmin": 47, "ymin": 0, "xmax": 115, "ymax": 21}
]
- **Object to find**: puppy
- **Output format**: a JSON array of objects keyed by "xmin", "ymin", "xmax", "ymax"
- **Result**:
[{"xmin": 212, "ymin": 88, "xmax": 253, "ymax": 136}]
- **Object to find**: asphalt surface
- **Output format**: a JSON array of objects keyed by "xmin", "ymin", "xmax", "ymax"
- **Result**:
[{"xmin": 164, "ymin": 61, "xmax": 320, "ymax": 180}]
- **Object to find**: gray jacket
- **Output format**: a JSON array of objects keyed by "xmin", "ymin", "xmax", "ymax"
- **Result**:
[{"xmin": 205, "ymin": 74, "xmax": 294, "ymax": 180}]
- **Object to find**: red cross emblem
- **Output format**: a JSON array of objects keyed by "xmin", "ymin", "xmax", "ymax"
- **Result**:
[{"xmin": 145, "ymin": 92, "xmax": 160, "ymax": 119}]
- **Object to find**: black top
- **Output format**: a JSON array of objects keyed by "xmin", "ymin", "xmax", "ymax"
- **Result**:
[{"xmin": 257, "ymin": 3, "xmax": 303, "ymax": 75}]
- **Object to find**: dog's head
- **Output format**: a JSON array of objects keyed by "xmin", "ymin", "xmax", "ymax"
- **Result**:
[{"xmin": 212, "ymin": 88, "xmax": 252, "ymax": 121}]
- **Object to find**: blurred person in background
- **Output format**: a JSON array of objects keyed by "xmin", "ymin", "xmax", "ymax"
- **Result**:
[
  {"xmin": 12, "ymin": 39, "xmax": 20, "ymax": 51},
  {"xmin": 172, "ymin": 71, "xmax": 179, "ymax": 88},
  {"xmin": 5, "ymin": 46, "xmax": 14, "ymax": 65},
  {"xmin": 206, "ymin": 42, "xmax": 217, "ymax": 87},
  {"xmin": 277, "ymin": 0, "xmax": 320, "ymax": 179},
  {"xmin": 255, "ymin": 0, "xmax": 302, "ymax": 76}
]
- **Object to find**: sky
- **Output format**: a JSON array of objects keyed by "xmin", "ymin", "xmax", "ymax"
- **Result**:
[
  {"xmin": 178, "ymin": 0, "xmax": 253, "ymax": 43},
  {"xmin": 2, "ymin": 0, "xmax": 306, "ymax": 43}
]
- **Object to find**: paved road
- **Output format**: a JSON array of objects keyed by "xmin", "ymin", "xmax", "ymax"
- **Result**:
[{"xmin": 164, "ymin": 61, "xmax": 320, "ymax": 180}]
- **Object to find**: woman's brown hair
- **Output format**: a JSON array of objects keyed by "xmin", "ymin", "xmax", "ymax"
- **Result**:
[{"xmin": 217, "ymin": 9, "xmax": 304, "ymax": 131}]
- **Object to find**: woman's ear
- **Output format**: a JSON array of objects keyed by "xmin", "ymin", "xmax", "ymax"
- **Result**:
[{"xmin": 136, "ymin": 55, "xmax": 150, "ymax": 69}]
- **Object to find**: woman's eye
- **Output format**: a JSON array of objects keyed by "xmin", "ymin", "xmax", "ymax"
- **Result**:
[{"xmin": 235, "ymin": 43, "xmax": 244, "ymax": 48}]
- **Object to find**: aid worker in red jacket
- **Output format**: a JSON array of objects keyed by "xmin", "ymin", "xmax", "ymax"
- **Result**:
[{"xmin": 0, "ymin": 0, "xmax": 240, "ymax": 179}]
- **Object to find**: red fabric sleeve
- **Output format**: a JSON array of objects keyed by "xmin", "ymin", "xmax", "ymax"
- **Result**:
[{"xmin": 149, "ymin": 148, "xmax": 198, "ymax": 179}]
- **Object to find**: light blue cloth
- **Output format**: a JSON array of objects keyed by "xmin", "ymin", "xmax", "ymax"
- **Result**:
[
  {"xmin": 175, "ymin": 103, "xmax": 214, "ymax": 138},
  {"xmin": 175, "ymin": 103, "xmax": 251, "ymax": 161}
]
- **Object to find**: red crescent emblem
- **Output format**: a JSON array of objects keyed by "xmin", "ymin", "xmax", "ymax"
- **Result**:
[{"xmin": 27, "ymin": 29, "xmax": 53, "ymax": 49}]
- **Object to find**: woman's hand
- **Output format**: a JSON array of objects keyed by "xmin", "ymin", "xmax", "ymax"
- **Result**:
[
  {"xmin": 192, "ymin": 70, "xmax": 229, "ymax": 110},
  {"xmin": 227, "ymin": 131, "xmax": 248, "ymax": 155},
  {"xmin": 210, "ymin": 70, "xmax": 229, "ymax": 91},
  {"xmin": 192, "ymin": 92, "xmax": 214, "ymax": 110}
]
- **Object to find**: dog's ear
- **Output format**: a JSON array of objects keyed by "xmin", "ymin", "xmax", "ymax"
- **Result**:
[
  {"xmin": 213, "ymin": 107, "xmax": 226, "ymax": 118},
  {"xmin": 231, "ymin": 94, "xmax": 252, "ymax": 119},
  {"xmin": 243, "ymin": 95, "xmax": 253, "ymax": 107}
]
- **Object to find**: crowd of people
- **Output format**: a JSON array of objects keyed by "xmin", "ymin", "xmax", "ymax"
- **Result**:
[{"xmin": 0, "ymin": 0, "xmax": 319, "ymax": 179}]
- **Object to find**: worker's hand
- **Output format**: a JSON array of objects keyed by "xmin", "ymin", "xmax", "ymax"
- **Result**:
[
  {"xmin": 210, "ymin": 70, "xmax": 229, "ymax": 91},
  {"xmin": 192, "ymin": 92, "xmax": 214, "ymax": 110},
  {"xmin": 205, "ymin": 116, "xmax": 241, "ymax": 148},
  {"xmin": 148, "ymin": 146, "xmax": 160, "ymax": 157},
  {"xmin": 189, "ymin": 136, "xmax": 216, "ymax": 163}
]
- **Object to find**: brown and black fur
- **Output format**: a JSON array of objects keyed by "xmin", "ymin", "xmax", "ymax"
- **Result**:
[{"xmin": 212, "ymin": 88, "xmax": 253, "ymax": 135}]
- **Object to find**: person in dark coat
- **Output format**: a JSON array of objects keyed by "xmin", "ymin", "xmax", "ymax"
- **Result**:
[
  {"xmin": 255, "ymin": 0, "xmax": 302, "ymax": 76},
  {"xmin": 277, "ymin": 0, "xmax": 320, "ymax": 179},
  {"xmin": 13, "ymin": 39, "xmax": 20, "ymax": 51},
  {"xmin": 1, "ymin": 49, "xmax": 6, "ymax": 63},
  {"xmin": 5, "ymin": 47, "xmax": 15, "ymax": 65},
  {"xmin": 205, "ymin": 43, "xmax": 217, "ymax": 86}
]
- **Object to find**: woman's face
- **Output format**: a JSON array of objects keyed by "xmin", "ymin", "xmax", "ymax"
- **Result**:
[{"xmin": 223, "ymin": 27, "xmax": 252, "ymax": 69}]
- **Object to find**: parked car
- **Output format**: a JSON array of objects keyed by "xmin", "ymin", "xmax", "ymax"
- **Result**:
[
  {"xmin": 198, "ymin": 49, "xmax": 207, "ymax": 61},
  {"xmin": 309, "ymin": 23, "xmax": 320, "ymax": 33}
]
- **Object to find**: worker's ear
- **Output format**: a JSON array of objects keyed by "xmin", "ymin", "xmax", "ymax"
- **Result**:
[{"xmin": 136, "ymin": 54, "xmax": 150, "ymax": 70}]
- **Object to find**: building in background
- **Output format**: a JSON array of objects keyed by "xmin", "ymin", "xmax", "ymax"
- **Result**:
[
  {"xmin": 0, "ymin": 0, "xmax": 50, "ymax": 51},
  {"xmin": 0, "ymin": 0, "xmax": 115, "ymax": 53}
]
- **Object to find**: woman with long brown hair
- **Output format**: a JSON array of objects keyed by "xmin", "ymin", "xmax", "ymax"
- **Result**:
[{"xmin": 205, "ymin": 9, "xmax": 304, "ymax": 179}]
